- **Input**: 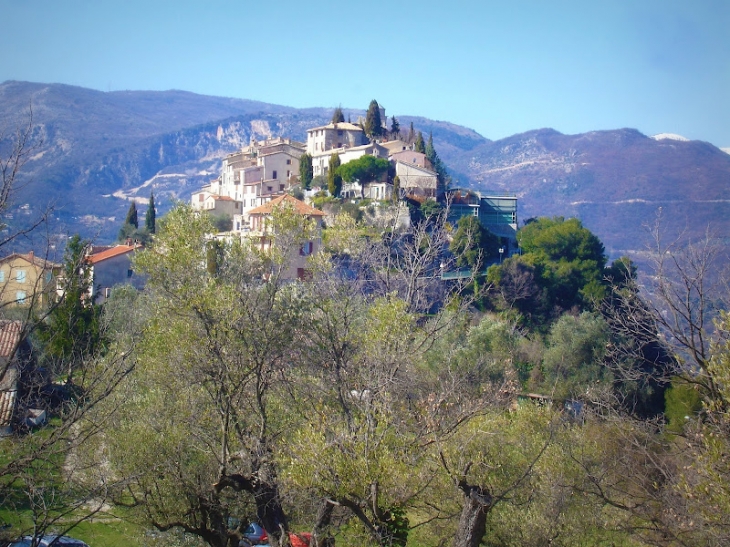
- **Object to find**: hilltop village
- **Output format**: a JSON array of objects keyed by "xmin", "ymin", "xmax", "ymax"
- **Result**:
[{"xmin": 189, "ymin": 102, "xmax": 518, "ymax": 276}]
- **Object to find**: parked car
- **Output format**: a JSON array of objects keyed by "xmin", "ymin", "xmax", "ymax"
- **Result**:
[
  {"xmin": 239, "ymin": 524, "xmax": 310, "ymax": 547},
  {"xmin": 9, "ymin": 536, "xmax": 90, "ymax": 547},
  {"xmin": 241, "ymin": 523, "xmax": 268, "ymax": 546}
]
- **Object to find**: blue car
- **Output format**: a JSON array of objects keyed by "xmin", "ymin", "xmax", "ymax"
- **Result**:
[{"xmin": 10, "ymin": 536, "xmax": 90, "ymax": 547}]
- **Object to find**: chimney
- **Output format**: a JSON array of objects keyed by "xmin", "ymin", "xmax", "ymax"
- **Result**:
[{"xmin": 126, "ymin": 238, "xmax": 133, "ymax": 246}]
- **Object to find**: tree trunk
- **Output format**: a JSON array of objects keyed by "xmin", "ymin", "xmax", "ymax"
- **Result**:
[
  {"xmin": 311, "ymin": 499, "xmax": 335, "ymax": 547},
  {"xmin": 452, "ymin": 483, "xmax": 491, "ymax": 547},
  {"xmin": 255, "ymin": 479, "xmax": 289, "ymax": 547}
]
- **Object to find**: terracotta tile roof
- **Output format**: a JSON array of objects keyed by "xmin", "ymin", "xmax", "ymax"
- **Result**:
[
  {"xmin": 0, "ymin": 252, "xmax": 60, "ymax": 270},
  {"xmin": 0, "ymin": 321, "xmax": 23, "ymax": 360},
  {"xmin": 0, "ymin": 321, "xmax": 23, "ymax": 431},
  {"xmin": 87, "ymin": 244, "xmax": 138, "ymax": 264},
  {"xmin": 212, "ymin": 195, "xmax": 236, "ymax": 201},
  {"xmin": 248, "ymin": 195, "xmax": 325, "ymax": 217},
  {"xmin": 0, "ymin": 372, "xmax": 17, "ymax": 430}
]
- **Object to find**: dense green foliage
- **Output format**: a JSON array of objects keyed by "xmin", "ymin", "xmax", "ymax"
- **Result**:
[
  {"xmin": 364, "ymin": 99, "xmax": 383, "ymax": 140},
  {"xmin": 450, "ymin": 215, "xmax": 500, "ymax": 270},
  {"xmin": 337, "ymin": 154, "xmax": 389, "ymax": 184},
  {"xmin": 488, "ymin": 217, "xmax": 608, "ymax": 325},
  {"xmin": 36, "ymin": 235, "xmax": 102, "ymax": 382},
  {"xmin": 414, "ymin": 131, "xmax": 425, "ymax": 153}
]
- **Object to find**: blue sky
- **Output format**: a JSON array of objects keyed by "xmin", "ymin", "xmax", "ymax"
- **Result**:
[{"xmin": 1, "ymin": 0, "xmax": 728, "ymax": 147}]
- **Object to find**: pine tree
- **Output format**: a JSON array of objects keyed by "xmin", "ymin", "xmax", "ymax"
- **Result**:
[
  {"xmin": 145, "ymin": 192, "xmax": 156, "ymax": 234},
  {"xmin": 414, "ymin": 131, "xmax": 425, "ymax": 154},
  {"xmin": 328, "ymin": 153, "xmax": 342, "ymax": 197},
  {"xmin": 390, "ymin": 116, "xmax": 400, "ymax": 139},
  {"xmin": 364, "ymin": 99, "xmax": 383, "ymax": 141},
  {"xmin": 299, "ymin": 153, "xmax": 313, "ymax": 190},
  {"xmin": 332, "ymin": 106, "xmax": 345, "ymax": 124}
]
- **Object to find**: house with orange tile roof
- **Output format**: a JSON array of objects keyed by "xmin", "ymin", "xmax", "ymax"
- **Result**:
[
  {"xmin": 0, "ymin": 251, "xmax": 61, "ymax": 308},
  {"xmin": 85, "ymin": 243, "xmax": 146, "ymax": 302}
]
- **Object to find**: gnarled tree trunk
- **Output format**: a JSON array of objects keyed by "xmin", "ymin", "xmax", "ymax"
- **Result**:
[{"xmin": 452, "ymin": 482, "xmax": 492, "ymax": 547}]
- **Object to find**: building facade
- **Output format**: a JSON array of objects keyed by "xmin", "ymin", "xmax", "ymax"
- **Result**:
[
  {"xmin": 447, "ymin": 189, "xmax": 519, "ymax": 254},
  {"xmin": 0, "ymin": 252, "xmax": 60, "ymax": 308}
]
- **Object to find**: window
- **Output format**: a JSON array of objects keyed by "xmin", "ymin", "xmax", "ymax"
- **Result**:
[
  {"xmin": 272, "ymin": 170, "xmax": 277, "ymax": 179},
  {"xmin": 16, "ymin": 270, "xmax": 26, "ymax": 283},
  {"xmin": 0, "ymin": 271, "xmax": 5, "ymax": 282},
  {"xmin": 286, "ymin": 159, "xmax": 291, "ymax": 165},
  {"xmin": 300, "ymin": 241, "xmax": 313, "ymax": 256},
  {"xmin": 337, "ymin": 130, "xmax": 343, "ymax": 136},
  {"xmin": 105, "ymin": 287, "xmax": 112, "ymax": 298},
  {"xmin": 15, "ymin": 290, "xmax": 26, "ymax": 304},
  {"xmin": 127, "ymin": 269, "xmax": 133, "ymax": 278},
  {"xmin": 279, "ymin": 184, "xmax": 285, "ymax": 191}
]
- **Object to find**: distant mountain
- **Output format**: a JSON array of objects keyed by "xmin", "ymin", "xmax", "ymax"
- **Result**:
[
  {"xmin": 1, "ymin": 81, "xmax": 729, "ymax": 263},
  {"xmin": 449, "ymin": 128, "xmax": 730, "ymax": 257}
]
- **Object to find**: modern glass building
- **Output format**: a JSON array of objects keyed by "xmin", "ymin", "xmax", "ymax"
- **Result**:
[{"xmin": 446, "ymin": 189, "xmax": 518, "ymax": 255}]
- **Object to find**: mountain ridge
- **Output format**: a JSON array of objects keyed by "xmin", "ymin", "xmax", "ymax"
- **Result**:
[{"xmin": 1, "ymin": 81, "xmax": 728, "ymax": 261}]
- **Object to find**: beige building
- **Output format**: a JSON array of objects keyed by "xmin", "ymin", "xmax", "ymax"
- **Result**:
[
  {"xmin": 306, "ymin": 122, "xmax": 368, "ymax": 156},
  {"xmin": 390, "ymin": 150, "xmax": 430, "ymax": 169},
  {"xmin": 246, "ymin": 195, "xmax": 325, "ymax": 280},
  {"xmin": 191, "ymin": 137, "xmax": 306, "ymax": 217},
  {"xmin": 0, "ymin": 252, "xmax": 60, "ymax": 308},
  {"xmin": 394, "ymin": 161, "xmax": 439, "ymax": 198}
]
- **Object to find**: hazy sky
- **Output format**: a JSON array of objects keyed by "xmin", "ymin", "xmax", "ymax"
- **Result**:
[{"xmin": 1, "ymin": 0, "xmax": 728, "ymax": 147}]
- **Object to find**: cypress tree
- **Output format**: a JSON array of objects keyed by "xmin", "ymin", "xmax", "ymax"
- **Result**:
[
  {"xmin": 407, "ymin": 122, "xmax": 415, "ymax": 144},
  {"xmin": 332, "ymin": 106, "xmax": 345, "ymax": 124},
  {"xmin": 145, "ymin": 192, "xmax": 156, "ymax": 234},
  {"xmin": 414, "ymin": 131, "xmax": 425, "ymax": 154},
  {"xmin": 328, "ymin": 153, "xmax": 342, "ymax": 197},
  {"xmin": 119, "ymin": 201, "xmax": 139, "ymax": 241},
  {"xmin": 299, "ymin": 153, "xmax": 313, "ymax": 190},
  {"xmin": 364, "ymin": 99, "xmax": 383, "ymax": 141},
  {"xmin": 390, "ymin": 116, "xmax": 400, "ymax": 139},
  {"xmin": 125, "ymin": 201, "xmax": 138, "ymax": 229},
  {"xmin": 425, "ymin": 131, "xmax": 448, "ymax": 192}
]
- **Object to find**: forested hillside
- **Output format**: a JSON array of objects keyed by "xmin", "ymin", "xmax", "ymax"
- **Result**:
[{"xmin": 2, "ymin": 192, "xmax": 729, "ymax": 547}]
